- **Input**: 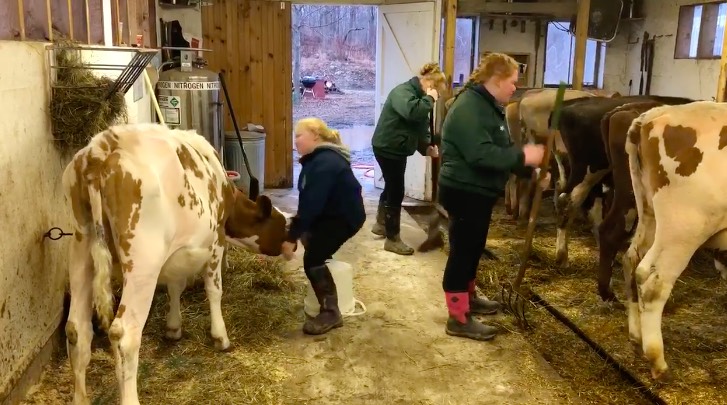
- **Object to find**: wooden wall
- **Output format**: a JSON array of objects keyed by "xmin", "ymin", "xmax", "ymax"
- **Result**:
[
  {"xmin": 2, "ymin": 0, "xmax": 154, "ymax": 46},
  {"xmin": 202, "ymin": 0, "xmax": 293, "ymax": 188}
]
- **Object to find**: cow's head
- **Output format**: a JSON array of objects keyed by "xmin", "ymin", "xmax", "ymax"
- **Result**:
[{"xmin": 224, "ymin": 188, "xmax": 290, "ymax": 257}]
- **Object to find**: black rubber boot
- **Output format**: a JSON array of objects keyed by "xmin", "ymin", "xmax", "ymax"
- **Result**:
[
  {"xmin": 468, "ymin": 280, "xmax": 500, "ymax": 315},
  {"xmin": 445, "ymin": 292, "xmax": 498, "ymax": 341},
  {"xmin": 371, "ymin": 201, "xmax": 386, "ymax": 236},
  {"xmin": 303, "ymin": 265, "xmax": 343, "ymax": 335},
  {"xmin": 384, "ymin": 206, "xmax": 414, "ymax": 255}
]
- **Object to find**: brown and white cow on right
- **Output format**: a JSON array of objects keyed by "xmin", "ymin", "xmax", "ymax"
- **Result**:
[
  {"xmin": 598, "ymin": 101, "xmax": 727, "ymax": 306},
  {"xmin": 623, "ymin": 101, "xmax": 727, "ymax": 382}
]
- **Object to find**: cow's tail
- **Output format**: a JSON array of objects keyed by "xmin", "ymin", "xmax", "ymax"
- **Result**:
[
  {"xmin": 88, "ymin": 184, "xmax": 115, "ymax": 332},
  {"xmin": 625, "ymin": 116, "xmax": 646, "ymax": 220}
]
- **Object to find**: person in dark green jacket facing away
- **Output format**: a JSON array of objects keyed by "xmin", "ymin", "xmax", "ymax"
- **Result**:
[
  {"xmin": 438, "ymin": 53, "xmax": 549, "ymax": 341},
  {"xmin": 371, "ymin": 62, "xmax": 446, "ymax": 255}
]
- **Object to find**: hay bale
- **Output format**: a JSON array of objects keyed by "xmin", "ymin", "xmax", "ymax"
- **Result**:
[{"xmin": 50, "ymin": 41, "xmax": 128, "ymax": 154}]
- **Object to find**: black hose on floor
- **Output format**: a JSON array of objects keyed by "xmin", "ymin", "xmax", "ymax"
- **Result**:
[{"xmin": 529, "ymin": 290, "xmax": 668, "ymax": 405}]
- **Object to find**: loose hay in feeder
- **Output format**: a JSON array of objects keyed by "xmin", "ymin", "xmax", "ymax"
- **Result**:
[
  {"xmin": 21, "ymin": 247, "xmax": 305, "ymax": 405},
  {"xmin": 438, "ymin": 199, "xmax": 727, "ymax": 404},
  {"xmin": 50, "ymin": 43, "xmax": 128, "ymax": 154}
]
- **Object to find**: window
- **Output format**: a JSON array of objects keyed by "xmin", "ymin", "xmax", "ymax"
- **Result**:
[
  {"xmin": 439, "ymin": 17, "xmax": 478, "ymax": 86},
  {"xmin": 675, "ymin": 1, "xmax": 727, "ymax": 59},
  {"xmin": 543, "ymin": 22, "xmax": 606, "ymax": 88}
]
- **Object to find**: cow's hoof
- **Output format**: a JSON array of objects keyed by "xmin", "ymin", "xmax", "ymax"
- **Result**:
[
  {"xmin": 72, "ymin": 393, "xmax": 91, "ymax": 405},
  {"xmin": 609, "ymin": 300, "xmax": 626, "ymax": 311},
  {"xmin": 555, "ymin": 253, "xmax": 568, "ymax": 268},
  {"xmin": 652, "ymin": 367, "xmax": 672, "ymax": 384},
  {"xmin": 630, "ymin": 340, "xmax": 643, "ymax": 357},
  {"xmin": 165, "ymin": 327, "xmax": 183, "ymax": 341},
  {"xmin": 481, "ymin": 248, "xmax": 499, "ymax": 261},
  {"xmin": 597, "ymin": 298, "xmax": 625, "ymax": 312},
  {"xmin": 214, "ymin": 336, "xmax": 232, "ymax": 352}
]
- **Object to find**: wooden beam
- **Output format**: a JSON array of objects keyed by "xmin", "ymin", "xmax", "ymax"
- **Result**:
[
  {"xmin": 17, "ymin": 0, "xmax": 25, "ymax": 40},
  {"xmin": 67, "ymin": 0, "xmax": 74, "ymax": 39},
  {"xmin": 442, "ymin": 0, "xmax": 456, "ymax": 89},
  {"xmin": 46, "ymin": 0, "xmax": 53, "ymax": 41},
  {"xmin": 85, "ymin": 0, "xmax": 91, "ymax": 43},
  {"xmin": 458, "ymin": 0, "xmax": 576, "ymax": 18},
  {"xmin": 717, "ymin": 12, "xmax": 727, "ymax": 102},
  {"xmin": 571, "ymin": 0, "xmax": 590, "ymax": 90},
  {"xmin": 146, "ymin": 0, "xmax": 157, "ymax": 47},
  {"xmin": 127, "ymin": 0, "xmax": 138, "ymax": 45}
]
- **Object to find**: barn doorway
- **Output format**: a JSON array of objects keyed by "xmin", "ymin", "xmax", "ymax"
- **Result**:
[{"xmin": 291, "ymin": 4, "xmax": 378, "ymax": 187}]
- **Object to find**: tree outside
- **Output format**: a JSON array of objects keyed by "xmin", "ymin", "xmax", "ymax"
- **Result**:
[{"xmin": 292, "ymin": 5, "xmax": 377, "ymax": 167}]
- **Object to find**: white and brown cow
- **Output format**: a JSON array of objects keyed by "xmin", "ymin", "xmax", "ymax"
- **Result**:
[
  {"xmin": 62, "ymin": 123, "xmax": 290, "ymax": 404},
  {"xmin": 623, "ymin": 101, "xmax": 727, "ymax": 381},
  {"xmin": 597, "ymin": 101, "xmax": 727, "ymax": 307}
]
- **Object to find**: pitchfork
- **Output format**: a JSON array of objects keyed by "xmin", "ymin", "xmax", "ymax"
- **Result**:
[{"xmin": 500, "ymin": 82, "xmax": 567, "ymax": 329}]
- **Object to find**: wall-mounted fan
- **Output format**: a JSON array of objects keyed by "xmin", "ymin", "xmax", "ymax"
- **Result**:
[{"xmin": 568, "ymin": 0, "xmax": 625, "ymax": 42}]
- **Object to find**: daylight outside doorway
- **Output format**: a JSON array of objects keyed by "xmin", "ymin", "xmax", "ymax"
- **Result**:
[{"xmin": 291, "ymin": 4, "xmax": 377, "ymax": 185}]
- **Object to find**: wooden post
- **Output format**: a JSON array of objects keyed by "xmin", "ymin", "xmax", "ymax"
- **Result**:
[
  {"xmin": 436, "ymin": 0, "xmax": 457, "ymax": 201},
  {"xmin": 115, "ymin": 0, "xmax": 121, "ymax": 45},
  {"xmin": 716, "ymin": 17, "xmax": 727, "ymax": 101},
  {"xmin": 146, "ymin": 0, "xmax": 157, "ymax": 48},
  {"xmin": 67, "ymin": 0, "xmax": 74, "ymax": 39},
  {"xmin": 46, "ymin": 0, "xmax": 53, "ymax": 41},
  {"xmin": 442, "ymin": 0, "xmax": 457, "ymax": 92},
  {"xmin": 571, "ymin": 0, "xmax": 590, "ymax": 90},
  {"xmin": 17, "ymin": 0, "xmax": 25, "ymax": 40},
  {"xmin": 127, "ymin": 0, "xmax": 137, "ymax": 45},
  {"xmin": 86, "ymin": 0, "xmax": 92, "ymax": 44}
]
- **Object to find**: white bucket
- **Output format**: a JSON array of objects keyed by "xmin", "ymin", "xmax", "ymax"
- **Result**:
[{"xmin": 303, "ymin": 260, "xmax": 366, "ymax": 318}]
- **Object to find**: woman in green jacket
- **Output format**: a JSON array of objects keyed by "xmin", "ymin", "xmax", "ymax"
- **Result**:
[
  {"xmin": 371, "ymin": 62, "xmax": 446, "ymax": 255},
  {"xmin": 438, "ymin": 53, "xmax": 548, "ymax": 341}
]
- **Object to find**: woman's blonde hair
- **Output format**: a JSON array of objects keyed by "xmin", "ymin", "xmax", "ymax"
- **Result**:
[
  {"xmin": 419, "ymin": 62, "xmax": 447, "ymax": 88},
  {"xmin": 295, "ymin": 117, "xmax": 342, "ymax": 145},
  {"xmin": 469, "ymin": 53, "xmax": 519, "ymax": 84}
]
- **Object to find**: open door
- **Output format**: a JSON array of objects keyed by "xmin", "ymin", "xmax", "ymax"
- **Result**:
[{"xmin": 374, "ymin": 1, "xmax": 442, "ymax": 202}]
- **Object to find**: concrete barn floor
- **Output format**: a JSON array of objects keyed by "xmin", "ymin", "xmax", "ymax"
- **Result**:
[{"xmin": 263, "ymin": 166, "xmax": 578, "ymax": 404}]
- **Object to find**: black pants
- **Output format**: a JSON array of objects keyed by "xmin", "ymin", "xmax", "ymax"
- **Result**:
[
  {"xmin": 303, "ymin": 217, "xmax": 358, "ymax": 277},
  {"xmin": 439, "ymin": 184, "xmax": 498, "ymax": 292},
  {"xmin": 375, "ymin": 152, "xmax": 406, "ymax": 209},
  {"xmin": 374, "ymin": 152, "xmax": 407, "ymax": 236}
]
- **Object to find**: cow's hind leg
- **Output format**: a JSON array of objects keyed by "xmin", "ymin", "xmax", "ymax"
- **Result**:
[
  {"xmin": 66, "ymin": 234, "xmax": 94, "ymax": 405},
  {"xmin": 205, "ymin": 240, "xmax": 230, "ymax": 351},
  {"xmin": 635, "ymin": 228, "xmax": 703, "ymax": 382},
  {"xmin": 714, "ymin": 250, "xmax": 727, "ymax": 280},
  {"xmin": 597, "ymin": 199, "xmax": 628, "ymax": 305},
  {"xmin": 165, "ymin": 277, "xmax": 187, "ymax": 340},
  {"xmin": 505, "ymin": 175, "xmax": 517, "ymax": 216},
  {"xmin": 110, "ymin": 246, "xmax": 166, "ymax": 405},
  {"xmin": 622, "ymin": 213, "xmax": 655, "ymax": 352}
]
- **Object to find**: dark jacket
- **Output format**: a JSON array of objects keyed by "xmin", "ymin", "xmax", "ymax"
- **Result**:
[
  {"xmin": 439, "ymin": 82, "xmax": 533, "ymax": 198},
  {"xmin": 287, "ymin": 143, "xmax": 366, "ymax": 242},
  {"xmin": 371, "ymin": 76, "xmax": 437, "ymax": 159}
]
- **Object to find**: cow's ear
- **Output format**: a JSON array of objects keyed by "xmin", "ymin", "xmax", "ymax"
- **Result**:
[{"xmin": 256, "ymin": 195, "xmax": 273, "ymax": 219}]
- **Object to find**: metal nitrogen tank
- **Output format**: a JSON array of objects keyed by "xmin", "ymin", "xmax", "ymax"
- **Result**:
[{"xmin": 156, "ymin": 48, "xmax": 223, "ymax": 155}]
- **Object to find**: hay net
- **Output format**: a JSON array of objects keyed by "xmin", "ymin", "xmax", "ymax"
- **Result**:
[{"xmin": 49, "ymin": 38, "xmax": 128, "ymax": 155}]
